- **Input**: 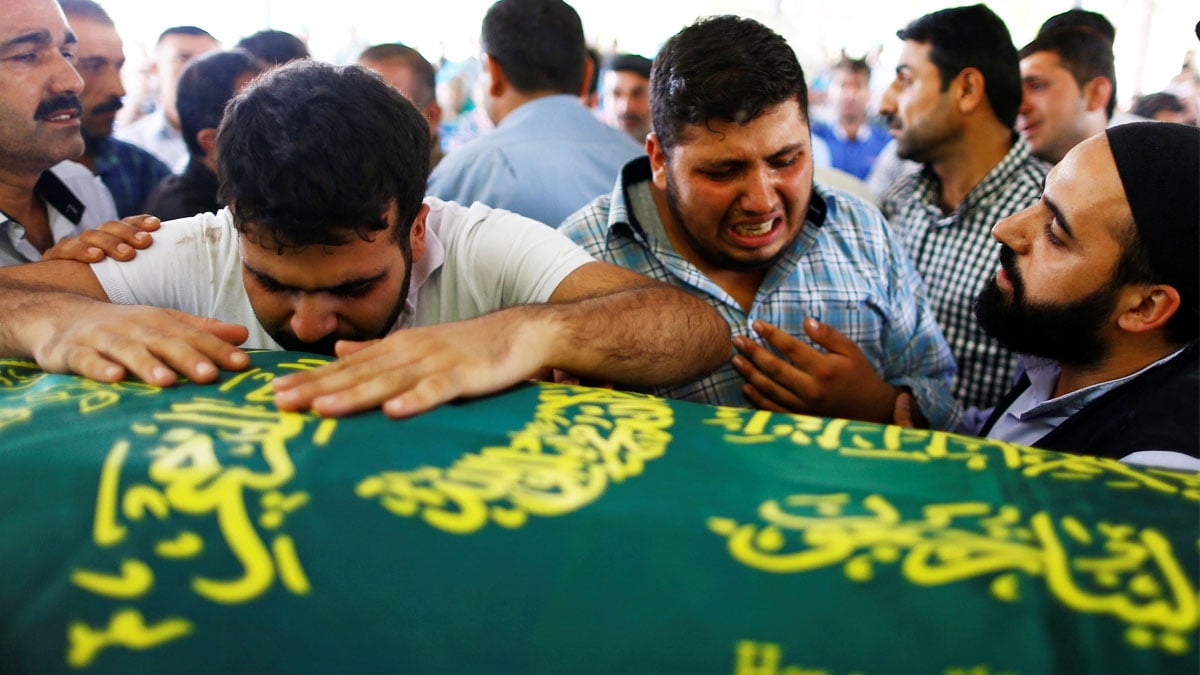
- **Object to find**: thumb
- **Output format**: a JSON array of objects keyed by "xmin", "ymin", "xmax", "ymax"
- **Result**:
[
  {"xmin": 893, "ymin": 391, "xmax": 915, "ymax": 428},
  {"xmin": 334, "ymin": 338, "xmax": 380, "ymax": 358}
]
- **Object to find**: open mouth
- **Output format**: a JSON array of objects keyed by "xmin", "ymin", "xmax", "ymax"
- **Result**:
[{"xmin": 732, "ymin": 219, "xmax": 776, "ymax": 237}]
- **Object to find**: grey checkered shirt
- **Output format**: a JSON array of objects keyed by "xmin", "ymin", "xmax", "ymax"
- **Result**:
[{"xmin": 881, "ymin": 137, "xmax": 1049, "ymax": 410}]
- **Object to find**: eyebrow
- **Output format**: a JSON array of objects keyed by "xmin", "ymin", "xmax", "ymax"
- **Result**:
[
  {"xmin": 242, "ymin": 261, "xmax": 388, "ymax": 295},
  {"xmin": 1044, "ymin": 196, "xmax": 1075, "ymax": 240},
  {"xmin": 0, "ymin": 29, "xmax": 76, "ymax": 54}
]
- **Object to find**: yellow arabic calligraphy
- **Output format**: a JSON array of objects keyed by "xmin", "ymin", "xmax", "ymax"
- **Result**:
[{"xmin": 358, "ymin": 385, "xmax": 673, "ymax": 534}]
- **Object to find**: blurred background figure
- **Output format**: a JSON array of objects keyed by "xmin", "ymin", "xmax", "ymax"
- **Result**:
[
  {"xmin": 600, "ymin": 53, "xmax": 651, "ymax": 143},
  {"xmin": 60, "ymin": 0, "xmax": 171, "ymax": 217},
  {"xmin": 115, "ymin": 25, "xmax": 218, "ymax": 171},
  {"xmin": 141, "ymin": 49, "xmax": 264, "ymax": 220},
  {"xmin": 358, "ymin": 43, "xmax": 445, "ymax": 169},
  {"xmin": 236, "ymin": 28, "xmax": 309, "ymax": 68},
  {"xmin": 1132, "ymin": 91, "xmax": 1191, "ymax": 123},
  {"xmin": 811, "ymin": 55, "xmax": 889, "ymax": 180}
]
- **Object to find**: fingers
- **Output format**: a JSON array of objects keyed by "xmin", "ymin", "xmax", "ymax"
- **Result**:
[
  {"xmin": 801, "ymin": 317, "xmax": 867, "ymax": 359},
  {"xmin": 731, "ymin": 350, "xmax": 809, "ymax": 412},
  {"xmin": 892, "ymin": 391, "xmax": 915, "ymax": 428},
  {"xmin": 749, "ymin": 320, "xmax": 822, "ymax": 370},
  {"xmin": 273, "ymin": 344, "xmax": 459, "ymax": 417},
  {"xmin": 42, "ymin": 217, "xmax": 160, "ymax": 263}
]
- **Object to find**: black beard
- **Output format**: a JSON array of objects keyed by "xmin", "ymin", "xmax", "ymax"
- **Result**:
[{"xmin": 974, "ymin": 245, "xmax": 1117, "ymax": 368}]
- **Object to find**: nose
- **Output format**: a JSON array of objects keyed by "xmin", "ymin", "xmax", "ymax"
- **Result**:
[
  {"xmin": 739, "ymin": 167, "xmax": 774, "ymax": 214},
  {"xmin": 878, "ymin": 83, "xmax": 898, "ymax": 116},
  {"xmin": 991, "ymin": 204, "xmax": 1037, "ymax": 253},
  {"xmin": 289, "ymin": 294, "xmax": 339, "ymax": 343},
  {"xmin": 54, "ymin": 53, "xmax": 84, "ymax": 95}
]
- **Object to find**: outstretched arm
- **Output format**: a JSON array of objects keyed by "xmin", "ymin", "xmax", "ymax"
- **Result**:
[
  {"xmin": 271, "ymin": 261, "xmax": 732, "ymax": 417},
  {"xmin": 0, "ymin": 260, "xmax": 250, "ymax": 385}
]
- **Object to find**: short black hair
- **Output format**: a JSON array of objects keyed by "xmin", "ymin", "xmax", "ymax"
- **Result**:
[
  {"xmin": 1132, "ymin": 91, "xmax": 1186, "ymax": 120},
  {"xmin": 176, "ymin": 49, "xmax": 263, "ymax": 158},
  {"xmin": 480, "ymin": 0, "xmax": 586, "ymax": 95},
  {"xmin": 157, "ymin": 25, "xmax": 215, "ymax": 45},
  {"xmin": 835, "ymin": 55, "xmax": 871, "ymax": 77},
  {"xmin": 651, "ymin": 15, "xmax": 808, "ymax": 151},
  {"xmin": 57, "ymin": 0, "xmax": 113, "ymax": 25},
  {"xmin": 1019, "ymin": 27, "xmax": 1116, "ymax": 119},
  {"xmin": 607, "ymin": 53, "xmax": 651, "ymax": 80},
  {"xmin": 897, "ymin": 4, "xmax": 1022, "ymax": 129},
  {"xmin": 358, "ymin": 43, "xmax": 437, "ymax": 107},
  {"xmin": 216, "ymin": 60, "xmax": 431, "ymax": 252},
  {"xmin": 236, "ymin": 29, "xmax": 309, "ymax": 67},
  {"xmin": 1039, "ymin": 9, "xmax": 1115, "ymax": 43}
]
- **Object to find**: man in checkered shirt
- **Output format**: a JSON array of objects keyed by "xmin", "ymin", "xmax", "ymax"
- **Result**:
[
  {"xmin": 561, "ymin": 15, "xmax": 959, "ymax": 430},
  {"xmin": 878, "ymin": 5, "xmax": 1049, "ymax": 415}
]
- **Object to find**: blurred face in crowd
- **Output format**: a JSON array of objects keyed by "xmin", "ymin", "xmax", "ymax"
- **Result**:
[
  {"xmin": 1018, "ymin": 50, "xmax": 1094, "ymax": 164},
  {"xmin": 359, "ymin": 57, "xmax": 440, "ymax": 143},
  {"xmin": 830, "ymin": 66, "xmax": 871, "ymax": 126},
  {"xmin": 0, "ymin": 0, "xmax": 85, "ymax": 173},
  {"xmin": 602, "ymin": 69, "xmax": 651, "ymax": 140},
  {"xmin": 649, "ymin": 99, "xmax": 815, "ymax": 274},
  {"xmin": 976, "ymin": 134, "xmax": 1130, "ymax": 365},
  {"xmin": 65, "ymin": 15, "xmax": 124, "ymax": 141},
  {"xmin": 878, "ymin": 40, "xmax": 959, "ymax": 163},
  {"xmin": 154, "ymin": 31, "xmax": 218, "ymax": 126}
]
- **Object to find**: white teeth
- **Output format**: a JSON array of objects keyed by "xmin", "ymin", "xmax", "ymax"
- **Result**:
[
  {"xmin": 733, "ymin": 220, "xmax": 773, "ymax": 236},
  {"xmin": 48, "ymin": 114, "xmax": 72, "ymax": 121}
]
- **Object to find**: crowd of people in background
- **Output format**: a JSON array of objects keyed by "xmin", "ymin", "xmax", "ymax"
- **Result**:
[{"xmin": 0, "ymin": 0, "xmax": 1197, "ymax": 470}]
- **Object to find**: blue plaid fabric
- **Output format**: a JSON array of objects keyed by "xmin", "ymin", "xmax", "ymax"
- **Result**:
[
  {"xmin": 881, "ymin": 138, "xmax": 1049, "ymax": 411},
  {"xmin": 561, "ymin": 157, "xmax": 959, "ymax": 430},
  {"xmin": 90, "ymin": 136, "xmax": 172, "ymax": 218}
]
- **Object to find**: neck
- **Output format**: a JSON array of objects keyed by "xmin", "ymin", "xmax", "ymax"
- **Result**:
[
  {"xmin": 929, "ymin": 119, "xmax": 1013, "ymax": 213},
  {"xmin": 0, "ymin": 167, "xmax": 50, "ymax": 251},
  {"xmin": 490, "ymin": 89, "xmax": 563, "ymax": 125},
  {"xmin": 838, "ymin": 113, "xmax": 865, "ymax": 137},
  {"xmin": 1053, "ymin": 337, "xmax": 1183, "ymax": 398}
]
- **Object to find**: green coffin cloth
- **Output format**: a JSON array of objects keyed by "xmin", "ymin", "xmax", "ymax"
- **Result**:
[{"xmin": 0, "ymin": 351, "xmax": 1196, "ymax": 673}]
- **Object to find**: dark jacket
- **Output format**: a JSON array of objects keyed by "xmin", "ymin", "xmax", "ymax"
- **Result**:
[{"xmin": 981, "ymin": 342, "xmax": 1199, "ymax": 460}]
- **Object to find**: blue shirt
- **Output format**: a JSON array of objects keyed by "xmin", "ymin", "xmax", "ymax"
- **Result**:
[
  {"xmin": 811, "ymin": 120, "xmax": 890, "ymax": 180},
  {"xmin": 88, "ymin": 135, "xmax": 172, "ymax": 217},
  {"xmin": 560, "ymin": 157, "xmax": 960, "ymax": 430},
  {"xmin": 427, "ymin": 95, "xmax": 643, "ymax": 226}
]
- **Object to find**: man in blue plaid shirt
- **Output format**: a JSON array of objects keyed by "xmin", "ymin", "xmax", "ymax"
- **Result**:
[{"xmin": 561, "ymin": 15, "xmax": 959, "ymax": 430}]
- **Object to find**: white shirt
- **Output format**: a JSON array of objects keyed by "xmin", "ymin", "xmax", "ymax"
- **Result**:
[
  {"xmin": 91, "ymin": 198, "xmax": 595, "ymax": 349},
  {"xmin": 0, "ymin": 161, "xmax": 118, "ymax": 267}
]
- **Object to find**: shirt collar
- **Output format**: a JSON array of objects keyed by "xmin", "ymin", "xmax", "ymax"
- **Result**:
[
  {"xmin": 911, "ymin": 135, "xmax": 1044, "ymax": 214},
  {"xmin": 393, "ymin": 199, "xmax": 446, "ymax": 330},
  {"xmin": 1011, "ymin": 348, "xmax": 1189, "ymax": 420}
]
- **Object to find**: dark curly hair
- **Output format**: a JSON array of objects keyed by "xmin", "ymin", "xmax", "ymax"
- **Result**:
[
  {"xmin": 650, "ymin": 15, "xmax": 808, "ymax": 151},
  {"xmin": 216, "ymin": 60, "xmax": 431, "ymax": 253}
]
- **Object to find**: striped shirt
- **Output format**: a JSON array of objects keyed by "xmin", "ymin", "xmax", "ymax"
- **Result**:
[
  {"xmin": 881, "ymin": 137, "xmax": 1049, "ymax": 410},
  {"xmin": 561, "ymin": 157, "xmax": 959, "ymax": 430}
]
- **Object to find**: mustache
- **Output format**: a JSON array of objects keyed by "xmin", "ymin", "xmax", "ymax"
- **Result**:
[
  {"xmin": 34, "ymin": 93, "xmax": 83, "ymax": 120},
  {"xmin": 998, "ymin": 244, "xmax": 1024, "ymax": 297},
  {"xmin": 91, "ymin": 97, "xmax": 124, "ymax": 115}
]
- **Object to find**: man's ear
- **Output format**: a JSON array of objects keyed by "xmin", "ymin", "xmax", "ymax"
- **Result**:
[
  {"xmin": 579, "ymin": 53, "xmax": 594, "ymax": 99},
  {"xmin": 484, "ymin": 54, "xmax": 506, "ymax": 98},
  {"xmin": 197, "ymin": 128, "xmax": 218, "ymax": 157},
  {"xmin": 647, "ymin": 132, "xmax": 669, "ymax": 191},
  {"xmin": 408, "ymin": 203, "xmax": 429, "ymax": 263},
  {"xmin": 956, "ymin": 67, "xmax": 987, "ymax": 114},
  {"xmin": 1116, "ymin": 284, "xmax": 1182, "ymax": 334},
  {"xmin": 1083, "ymin": 76, "xmax": 1114, "ymax": 113}
]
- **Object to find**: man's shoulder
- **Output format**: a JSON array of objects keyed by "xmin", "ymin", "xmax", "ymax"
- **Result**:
[
  {"xmin": 46, "ymin": 160, "xmax": 118, "ymax": 226},
  {"xmin": 109, "ymin": 137, "xmax": 171, "ymax": 170}
]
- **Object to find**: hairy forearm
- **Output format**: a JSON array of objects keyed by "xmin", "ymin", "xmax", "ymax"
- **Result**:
[
  {"xmin": 521, "ymin": 283, "xmax": 731, "ymax": 387},
  {"xmin": 0, "ymin": 283, "xmax": 85, "ymax": 358}
]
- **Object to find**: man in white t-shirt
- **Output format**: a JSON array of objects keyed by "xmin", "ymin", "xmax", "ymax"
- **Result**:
[{"xmin": 0, "ymin": 60, "xmax": 730, "ymax": 419}]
